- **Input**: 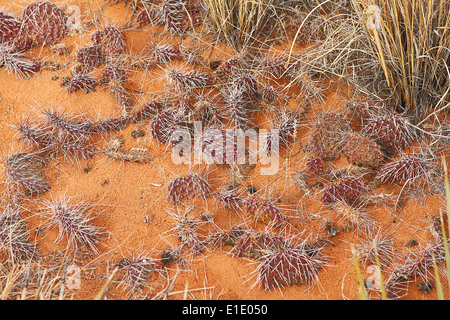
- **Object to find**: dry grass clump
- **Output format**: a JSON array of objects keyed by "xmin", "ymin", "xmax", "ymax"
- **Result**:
[
  {"xmin": 317, "ymin": 0, "xmax": 450, "ymax": 120},
  {"xmin": 202, "ymin": 0, "xmax": 278, "ymax": 48},
  {"xmin": 1, "ymin": 0, "xmax": 450, "ymax": 302},
  {"xmin": 353, "ymin": 0, "xmax": 450, "ymax": 119}
]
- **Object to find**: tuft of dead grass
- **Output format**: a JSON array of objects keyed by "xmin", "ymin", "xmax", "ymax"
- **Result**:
[
  {"xmin": 351, "ymin": 0, "xmax": 450, "ymax": 119},
  {"xmin": 202, "ymin": 0, "xmax": 277, "ymax": 48}
]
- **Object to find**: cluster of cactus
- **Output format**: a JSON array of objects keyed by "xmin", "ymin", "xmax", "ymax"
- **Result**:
[
  {"xmin": 116, "ymin": 252, "xmax": 159, "ymax": 291},
  {"xmin": 167, "ymin": 210, "xmax": 207, "ymax": 255},
  {"xmin": 233, "ymin": 231, "xmax": 288, "ymax": 259},
  {"xmin": 1, "ymin": 1, "xmax": 68, "ymax": 53},
  {"xmin": 216, "ymin": 187, "xmax": 244, "ymax": 211},
  {"xmin": 213, "ymin": 57, "xmax": 240, "ymax": 83},
  {"xmin": 255, "ymin": 240, "xmax": 325, "ymax": 290},
  {"xmin": 77, "ymin": 46, "xmax": 105, "ymax": 70},
  {"xmin": 0, "ymin": 208, "xmax": 38, "ymax": 263},
  {"xmin": 42, "ymin": 196, "xmax": 106, "ymax": 253},
  {"xmin": 167, "ymin": 173, "xmax": 211, "ymax": 203},
  {"xmin": 0, "ymin": 45, "xmax": 42, "ymax": 78},
  {"xmin": 13, "ymin": 102, "xmax": 165, "ymax": 169},
  {"xmin": 161, "ymin": 0, "xmax": 202, "ymax": 33},
  {"xmin": 363, "ymin": 115, "xmax": 413, "ymax": 155},
  {"xmin": 206, "ymin": 226, "xmax": 328, "ymax": 291},
  {"xmin": 166, "ymin": 66, "xmax": 212, "ymax": 91},
  {"xmin": 91, "ymin": 26, "xmax": 126, "ymax": 57},
  {"xmin": 1, "ymin": 0, "xmax": 448, "ymax": 301},
  {"xmin": 22, "ymin": 1, "xmax": 68, "ymax": 47},
  {"xmin": 63, "ymin": 72, "xmax": 97, "ymax": 93},
  {"xmin": 321, "ymin": 176, "xmax": 364, "ymax": 206},
  {"xmin": 376, "ymin": 153, "xmax": 431, "ymax": 184},
  {"xmin": 264, "ymin": 110, "xmax": 301, "ymax": 154},
  {"xmin": 341, "ymin": 132, "xmax": 384, "ymax": 168},
  {"xmin": 385, "ymin": 242, "xmax": 445, "ymax": 299},
  {"xmin": 306, "ymin": 156, "xmax": 328, "ymax": 176},
  {"xmin": 147, "ymin": 40, "xmax": 182, "ymax": 64},
  {"xmin": 0, "ymin": 12, "xmax": 21, "ymax": 46},
  {"xmin": 4, "ymin": 152, "xmax": 50, "ymax": 197},
  {"xmin": 309, "ymin": 112, "xmax": 350, "ymax": 160},
  {"xmin": 250, "ymin": 198, "xmax": 286, "ymax": 226},
  {"xmin": 354, "ymin": 229, "xmax": 396, "ymax": 268},
  {"xmin": 150, "ymin": 107, "xmax": 185, "ymax": 144}
]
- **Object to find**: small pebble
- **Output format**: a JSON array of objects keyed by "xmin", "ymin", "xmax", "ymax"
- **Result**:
[
  {"xmin": 417, "ymin": 281, "xmax": 434, "ymax": 293},
  {"xmin": 404, "ymin": 239, "xmax": 418, "ymax": 248}
]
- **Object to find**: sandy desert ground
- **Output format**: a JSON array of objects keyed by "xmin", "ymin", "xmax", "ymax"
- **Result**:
[{"xmin": 0, "ymin": 0, "xmax": 449, "ymax": 301}]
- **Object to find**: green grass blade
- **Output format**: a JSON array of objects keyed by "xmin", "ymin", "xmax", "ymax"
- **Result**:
[
  {"xmin": 439, "ymin": 210, "xmax": 450, "ymax": 292},
  {"xmin": 442, "ymin": 156, "xmax": 450, "ymax": 291},
  {"xmin": 352, "ymin": 246, "xmax": 368, "ymax": 300},
  {"xmin": 94, "ymin": 267, "xmax": 118, "ymax": 300},
  {"xmin": 432, "ymin": 253, "xmax": 444, "ymax": 300},
  {"xmin": 374, "ymin": 247, "xmax": 387, "ymax": 300},
  {"xmin": 444, "ymin": 156, "xmax": 450, "ymax": 219}
]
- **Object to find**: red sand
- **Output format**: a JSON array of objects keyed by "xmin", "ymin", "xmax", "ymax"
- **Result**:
[{"xmin": 0, "ymin": 0, "xmax": 448, "ymax": 300}]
